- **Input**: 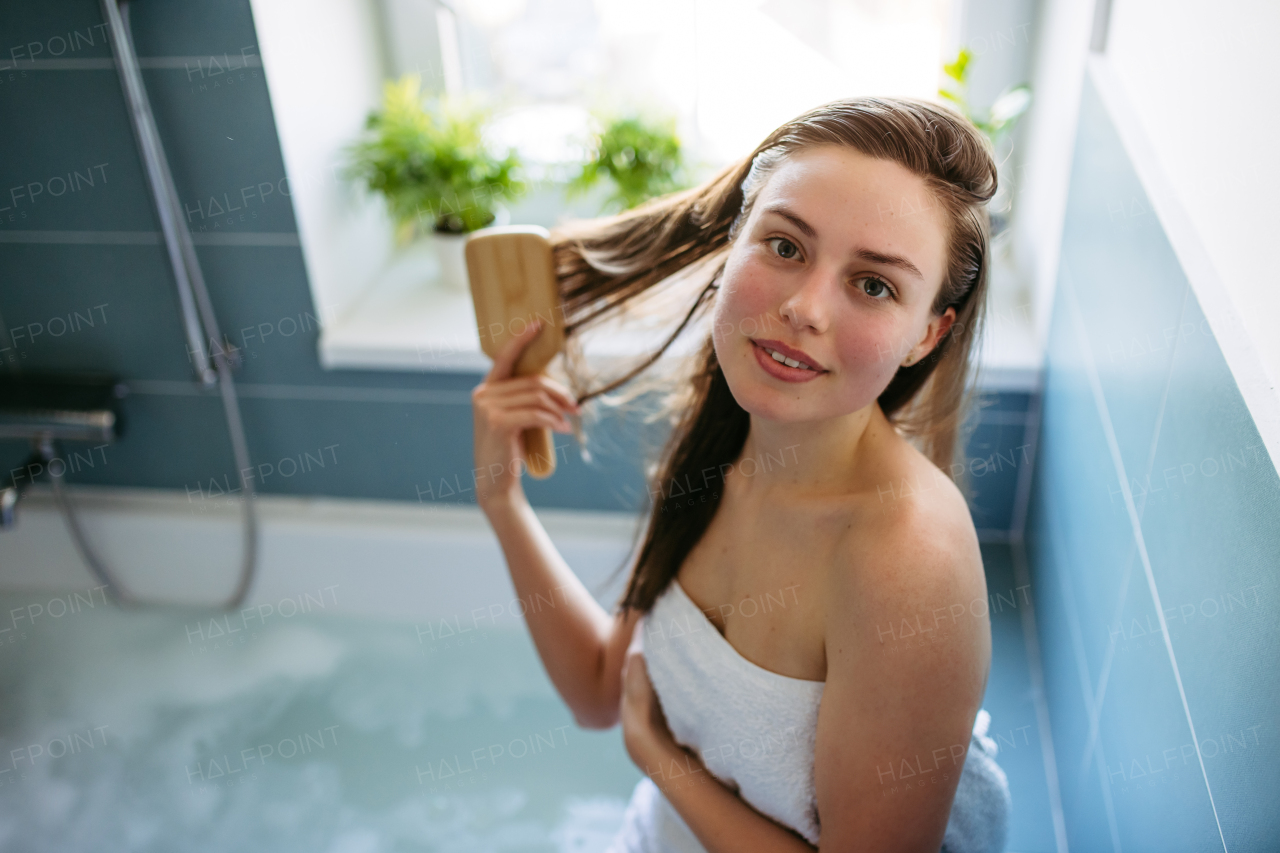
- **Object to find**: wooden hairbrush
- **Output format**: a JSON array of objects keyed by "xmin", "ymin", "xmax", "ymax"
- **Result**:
[{"xmin": 465, "ymin": 225, "xmax": 565, "ymax": 479}]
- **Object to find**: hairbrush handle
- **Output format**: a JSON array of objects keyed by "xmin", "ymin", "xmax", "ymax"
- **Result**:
[{"xmin": 522, "ymin": 425, "xmax": 556, "ymax": 478}]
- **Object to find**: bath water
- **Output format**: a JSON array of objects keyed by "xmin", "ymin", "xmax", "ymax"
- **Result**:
[{"xmin": 0, "ymin": 590, "xmax": 640, "ymax": 852}]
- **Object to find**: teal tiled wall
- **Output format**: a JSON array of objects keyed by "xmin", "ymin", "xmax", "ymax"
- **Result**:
[{"xmin": 1024, "ymin": 72, "xmax": 1280, "ymax": 851}]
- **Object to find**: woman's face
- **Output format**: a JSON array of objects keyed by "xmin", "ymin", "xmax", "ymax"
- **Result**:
[{"xmin": 712, "ymin": 145, "xmax": 956, "ymax": 424}]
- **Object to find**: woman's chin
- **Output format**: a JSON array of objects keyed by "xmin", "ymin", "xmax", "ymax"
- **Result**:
[
  {"xmin": 729, "ymin": 372, "xmax": 883, "ymax": 426},
  {"xmin": 729, "ymin": 380, "xmax": 819, "ymax": 422}
]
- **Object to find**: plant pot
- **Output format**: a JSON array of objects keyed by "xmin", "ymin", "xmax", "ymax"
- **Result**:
[
  {"xmin": 431, "ymin": 205, "xmax": 511, "ymax": 294},
  {"xmin": 433, "ymin": 232, "xmax": 470, "ymax": 293}
]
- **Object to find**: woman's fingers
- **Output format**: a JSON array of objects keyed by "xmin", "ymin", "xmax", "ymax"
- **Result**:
[
  {"xmin": 470, "ymin": 320, "xmax": 580, "ymax": 507},
  {"xmin": 475, "ymin": 379, "xmax": 578, "ymax": 427},
  {"xmin": 534, "ymin": 376, "xmax": 581, "ymax": 413},
  {"xmin": 486, "ymin": 374, "xmax": 580, "ymax": 411},
  {"xmin": 499, "ymin": 371, "xmax": 581, "ymax": 409},
  {"xmin": 492, "ymin": 407, "xmax": 574, "ymax": 433},
  {"xmin": 477, "ymin": 391, "xmax": 571, "ymax": 427},
  {"xmin": 482, "ymin": 386, "xmax": 578, "ymax": 419}
]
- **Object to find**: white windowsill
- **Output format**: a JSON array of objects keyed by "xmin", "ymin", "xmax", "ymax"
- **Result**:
[
  {"xmin": 318, "ymin": 237, "xmax": 1044, "ymax": 392},
  {"xmin": 318, "ymin": 240, "xmax": 493, "ymax": 373},
  {"xmin": 318, "ymin": 237, "xmax": 710, "ymax": 375}
]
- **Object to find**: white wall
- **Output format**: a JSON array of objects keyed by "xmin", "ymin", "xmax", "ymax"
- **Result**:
[
  {"xmin": 249, "ymin": 0, "xmax": 397, "ymax": 327},
  {"xmin": 1011, "ymin": 0, "xmax": 1280, "ymax": 394},
  {"xmin": 1106, "ymin": 0, "xmax": 1280, "ymax": 391}
]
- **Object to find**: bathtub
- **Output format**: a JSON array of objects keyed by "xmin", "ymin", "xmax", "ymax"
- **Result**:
[{"xmin": 0, "ymin": 484, "xmax": 646, "ymax": 852}]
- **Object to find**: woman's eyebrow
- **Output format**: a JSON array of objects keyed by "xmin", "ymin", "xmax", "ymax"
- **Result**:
[
  {"xmin": 763, "ymin": 204, "xmax": 924, "ymax": 281},
  {"xmin": 856, "ymin": 248, "xmax": 923, "ymax": 281},
  {"xmin": 762, "ymin": 205, "xmax": 817, "ymax": 238}
]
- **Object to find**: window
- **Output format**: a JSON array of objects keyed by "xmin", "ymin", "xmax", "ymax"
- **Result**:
[
  {"xmin": 258, "ymin": 0, "xmax": 1034, "ymax": 384},
  {"xmin": 387, "ymin": 0, "xmax": 951, "ymax": 172}
]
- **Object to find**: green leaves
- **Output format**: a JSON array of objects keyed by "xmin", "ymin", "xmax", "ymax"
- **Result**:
[
  {"xmin": 347, "ymin": 79, "xmax": 689, "ymax": 229},
  {"xmin": 568, "ymin": 113, "xmax": 687, "ymax": 212},
  {"xmin": 943, "ymin": 48, "xmax": 972, "ymax": 85},
  {"xmin": 345, "ymin": 75, "xmax": 525, "ymax": 236},
  {"xmin": 937, "ymin": 48, "xmax": 1032, "ymax": 148}
]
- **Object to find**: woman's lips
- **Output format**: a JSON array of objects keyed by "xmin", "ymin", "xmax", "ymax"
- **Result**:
[{"xmin": 751, "ymin": 340, "xmax": 826, "ymax": 382}]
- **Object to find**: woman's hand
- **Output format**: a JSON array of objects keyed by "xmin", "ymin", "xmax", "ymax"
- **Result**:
[
  {"xmin": 620, "ymin": 624, "xmax": 679, "ymax": 769},
  {"xmin": 471, "ymin": 320, "xmax": 581, "ymax": 511}
]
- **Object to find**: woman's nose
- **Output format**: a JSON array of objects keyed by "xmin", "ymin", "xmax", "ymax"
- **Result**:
[{"xmin": 779, "ymin": 267, "xmax": 836, "ymax": 332}]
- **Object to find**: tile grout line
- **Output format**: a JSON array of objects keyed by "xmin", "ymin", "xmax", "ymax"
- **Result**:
[
  {"xmin": 1005, "ymin": 361, "xmax": 1070, "ymax": 852},
  {"xmin": 1077, "ymin": 539, "xmax": 1136, "ymax": 784},
  {"xmin": 0, "ymin": 230, "xmax": 299, "ymax": 246},
  {"xmin": 1077, "ymin": 269, "xmax": 1191, "ymax": 785},
  {"xmin": 1043, "ymin": 481, "xmax": 1123, "ymax": 853},
  {"xmin": 1009, "ymin": 536, "xmax": 1072, "ymax": 853},
  {"xmin": 1063, "ymin": 262, "xmax": 1228, "ymax": 853},
  {"xmin": 0, "ymin": 56, "xmax": 264, "ymax": 71},
  {"xmin": 1007, "ymin": 380, "xmax": 1042, "ymax": 537},
  {"xmin": 1001, "ymin": 302, "xmax": 1076, "ymax": 851},
  {"xmin": 1048, "ymin": 274, "xmax": 1125, "ymax": 850},
  {"xmin": 124, "ymin": 380, "xmax": 473, "ymax": 405}
]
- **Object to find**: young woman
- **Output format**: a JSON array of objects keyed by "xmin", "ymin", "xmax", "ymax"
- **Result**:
[{"xmin": 470, "ymin": 98, "xmax": 1010, "ymax": 853}]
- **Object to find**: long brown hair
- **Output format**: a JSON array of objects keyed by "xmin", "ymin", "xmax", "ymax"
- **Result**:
[{"xmin": 548, "ymin": 97, "xmax": 997, "ymax": 615}]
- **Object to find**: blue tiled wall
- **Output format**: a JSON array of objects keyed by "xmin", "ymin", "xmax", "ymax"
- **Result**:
[
  {"xmin": 0, "ymin": 0, "xmax": 1030, "ymax": 532},
  {"xmin": 0, "ymin": 0, "xmax": 650, "ymax": 513},
  {"xmin": 1024, "ymin": 72, "xmax": 1280, "ymax": 850}
]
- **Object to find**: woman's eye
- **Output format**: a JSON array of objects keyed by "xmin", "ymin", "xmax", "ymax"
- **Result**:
[
  {"xmin": 768, "ymin": 238, "xmax": 800, "ymax": 260},
  {"xmin": 858, "ymin": 276, "xmax": 893, "ymax": 300}
]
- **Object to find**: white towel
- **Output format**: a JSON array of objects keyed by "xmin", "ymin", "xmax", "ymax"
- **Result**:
[
  {"xmin": 942, "ymin": 709, "xmax": 1012, "ymax": 853},
  {"xmin": 607, "ymin": 579, "xmax": 1012, "ymax": 852}
]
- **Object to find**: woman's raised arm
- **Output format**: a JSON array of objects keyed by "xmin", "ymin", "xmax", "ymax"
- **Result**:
[{"xmin": 473, "ymin": 320, "xmax": 644, "ymax": 729}]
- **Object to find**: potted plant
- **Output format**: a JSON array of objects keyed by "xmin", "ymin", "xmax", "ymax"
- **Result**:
[
  {"xmin": 346, "ymin": 74, "xmax": 525, "ymax": 291},
  {"xmin": 567, "ymin": 111, "xmax": 687, "ymax": 213},
  {"xmin": 938, "ymin": 48, "xmax": 1031, "ymax": 237}
]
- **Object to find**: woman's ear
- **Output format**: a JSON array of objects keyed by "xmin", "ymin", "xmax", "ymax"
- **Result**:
[{"xmin": 902, "ymin": 306, "xmax": 957, "ymax": 366}]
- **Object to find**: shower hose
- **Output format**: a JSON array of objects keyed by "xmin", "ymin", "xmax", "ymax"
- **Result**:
[{"xmin": 41, "ymin": 0, "xmax": 260, "ymax": 611}]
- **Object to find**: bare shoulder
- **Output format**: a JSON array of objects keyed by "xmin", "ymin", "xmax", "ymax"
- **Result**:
[
  {"xmin": 841, "ymin": 443, "xmax": 984, "ymax": 599},
  {"xmin": 825, "ymin": 434, "xmax": 990, "ymax": 676}
]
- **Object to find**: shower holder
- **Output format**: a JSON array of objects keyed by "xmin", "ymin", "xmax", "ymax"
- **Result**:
[{"xmin": 0, "ymin": 372, "xmax": 125, "ymax": 528}]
